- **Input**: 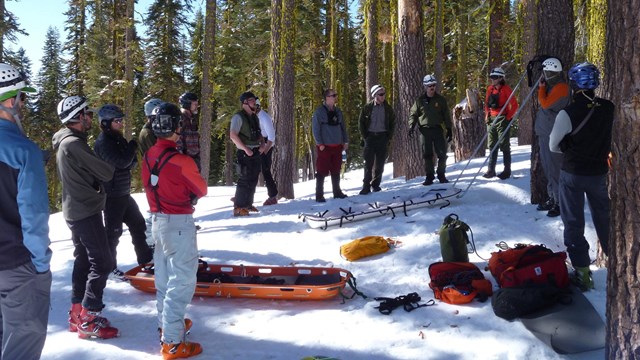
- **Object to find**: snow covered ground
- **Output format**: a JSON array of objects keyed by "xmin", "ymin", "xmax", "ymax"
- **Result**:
[{"xmin": 41, "ymin": 142, "xmax": 606, "ymax": 360}]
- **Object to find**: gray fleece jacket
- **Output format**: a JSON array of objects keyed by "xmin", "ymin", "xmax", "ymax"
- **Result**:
[{"xmin": 52, "ymin": 127, "xmax": 114, "ymax": 221}]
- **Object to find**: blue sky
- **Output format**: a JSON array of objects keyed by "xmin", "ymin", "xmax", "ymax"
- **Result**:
[{"xmin": 6, "ymin": 0, "xmax": 159, "ymax": 76}]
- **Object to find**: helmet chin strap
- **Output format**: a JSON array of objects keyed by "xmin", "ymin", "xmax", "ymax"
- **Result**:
[{"xmin": 0, "ymin": 90, "xmax": 26, "ymax": 134}]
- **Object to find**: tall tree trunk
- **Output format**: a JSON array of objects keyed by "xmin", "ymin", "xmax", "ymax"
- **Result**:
[
  {"xmin": 365, "ymin": 0, "xmax": 378, "ymax": 94},
  {"xmin": 604, "ymin": 0, "xmax": 640, "ymax": 357},
  {"xmin": 453, "ymin": 2, "xmax": 468, "ymax": 103},
  {"xmin": 433, "ymin": 0, "xmax": 443, "ymax": 85},
  {"xmin": 199, "ymin": 0, "xmax": 216, "ymax": 181},
  {"xmin": 521, "ymin": 0, "xmax": 574, "ymax": 206},
  {"xmin": 329, "ymin": 0, "xmax": 338, "ymax": 87},
  {"xmin": 123, "ymin": 0, "xmax": 134, "ymax": 141},
  {"xmin": 270, "ymin": 0, "xmax": 296, "ymax": 199},
  {"xmin": 396, "ymin": 0, "xmax": 425, "ymax": 181},
  {"xmin": 488, "ymin": 0, "xmax": 506, "ymax": 70}
]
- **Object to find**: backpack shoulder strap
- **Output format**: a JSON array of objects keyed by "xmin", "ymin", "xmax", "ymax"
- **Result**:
[{"xmin": 144, "ymin": 147, "xmax": 180, "ymax": 212}]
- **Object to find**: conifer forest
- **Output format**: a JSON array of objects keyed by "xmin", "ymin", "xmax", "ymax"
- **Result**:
[{"xmin": 1, "ymin": 0, "xmax": 639, "ymax": 357}]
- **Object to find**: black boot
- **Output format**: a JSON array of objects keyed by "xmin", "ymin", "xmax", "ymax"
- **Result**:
[
  {"xmin": 422, "ymin": 174, "xmax": 435, "ymax": 186},
  {"xmin": 437, "ymin": 172, "xmax": 449, "ymax": 184},
  {"xmin": 536, "ymin": 198, "xmax": 554, "ymax": 211},
  {"xmin": 547, "ymin": 201, "xmax": 560, "ymax": 217},
  {"xmin": 315, "ymin": 174, "xmax": 326, "ymax": 202},
  {"xmin": 497, "ymin": 151, "xmax": 511, "ymax": 180},
  {"xmin": 359, "ymin": 184, "xmax": 371, "ymax": 195},
  {"xmin": 482, "ymin": 165, "xmax": 496, "ymax": 179},
  {"xmin": 331, "ymin": 174, "xmax": 348, "ymax": 199}
]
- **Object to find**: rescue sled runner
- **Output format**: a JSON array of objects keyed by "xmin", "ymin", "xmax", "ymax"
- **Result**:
[
  {"xmin": 125, "ymin": 261, "xmax": 355, "ymax": 301},
  {"xmin": 300, "ymin": 186, "xmax": 462, "ymax": 230}
]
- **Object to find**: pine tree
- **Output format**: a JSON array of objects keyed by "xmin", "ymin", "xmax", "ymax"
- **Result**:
[
  {"xmin": 34, "ymin": 27, "xmax": 65, "ymax": 211},
  {"xmin": 0, "ymin": 0, "xmax": 27, "ymax": 62},
  {"xmin": 143, "ymin": 0, "xmax": 190, "ymax": 102}
]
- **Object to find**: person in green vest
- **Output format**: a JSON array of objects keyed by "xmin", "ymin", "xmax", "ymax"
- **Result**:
[{"xmin": 229, "ymin": 91, "xmax": 265, "ymax": 216}]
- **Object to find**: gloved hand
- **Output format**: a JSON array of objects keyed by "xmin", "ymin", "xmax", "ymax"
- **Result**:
[{"xmin": 446, "ymin": 128, "xmax": 452, "ymax": 142}]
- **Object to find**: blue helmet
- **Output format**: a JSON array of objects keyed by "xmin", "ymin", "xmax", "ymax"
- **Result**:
[{"xmin": 568, "ymin": 62, "xmax": 600, "ymax": 90}]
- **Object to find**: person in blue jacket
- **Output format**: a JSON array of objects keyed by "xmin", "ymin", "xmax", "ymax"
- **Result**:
[{"xmin": 0, "ymin": 63, "xmax": 52, "ymax": 360}]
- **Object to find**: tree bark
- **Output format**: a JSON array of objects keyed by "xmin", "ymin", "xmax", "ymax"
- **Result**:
[
  {"xmin": 199, "ymin": 0, "xmax": 216, "ymax": 181},
  {"xmin": 603, "ymin": 0, "xmax": 640, "ymax": 357},
  {"xmin": 123, "ymin": 0, "xmax": 134, "ymax": 141},
  {"xmin": 522, "ymin": 0, "xmax": 574, "ymax": 206},
  {"xmin": 395, "ymin": 0, "xmax": 425, "ymax": 181},
  {"xmin": 453, "ymin": 89, "xmax": 485, "ymax": 162},
  {"xmin": 433, "ymin": 0, "xmax": 443, "ymax": 85},
  {"xmin": 270, "ymin": 0, "xmax": 296, "ymax": 199},
  {"xmin": 365, "ymin": 0, "xmax": 378, "ymax": 95}
]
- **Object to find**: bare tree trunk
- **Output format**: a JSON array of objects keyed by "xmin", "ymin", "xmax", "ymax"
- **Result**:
[
  {"xmin": 395, "ymin": 0, "xmax": 425, "ymax": 181},
  {"xmin": 452, "ymin": 89, "xmax": 485, "ymax": 162},
  {"xmin": 365, "ymin": 0, "xmax": 378, "ymax": 94},
  {"xmin": 271, "ymin": 0, "xmax": 296, "ymax": 200},
  {"xmin": 199, "ymin": 0, "xmax": 216, "ymax": 181},
  {"xmin": 122, "ymin": 0, "xmax": 134, "ymax": 141},
  {"xmin": 522, "ymin": 0, "xmax": 574, "ymax": 206},
  {"xmin": 433, "ymin": 0, "xmax": 443, "ymax": 85},
  {"xmin": 488, "ymin": 0, "xmax": 506, "ymax": 70},
  {"xmin": 604, "ymin": 0, "xmax": 640, "ymax": 357}
]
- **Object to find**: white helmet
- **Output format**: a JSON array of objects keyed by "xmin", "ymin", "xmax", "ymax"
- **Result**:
[
  {"xmin": 57, "ymin": 96, "xmax": 90, "ymax": 124},
  {"xmin": 422, "ymin": 74, "xmax": 437, "ymax": 86},
  {"xmin": 370, "ymin": 84, "xmax": 384, "ymax": 98},
  {"xmin": 0, "ymin": 63, "xmax": 37, "ymax": 101},
  {"xmin": 489, "ymin": 67, "xmax": 505, "ymax": 78},
  {"xmin": 542, "ymin": 57, "xmax": 562, "ymax": 72}
]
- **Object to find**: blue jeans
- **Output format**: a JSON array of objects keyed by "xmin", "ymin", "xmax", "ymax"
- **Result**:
[
  {"xmin": 558, "ymin": 171, "xmax": 610, "ymax": 267},
  {"xmin": 152, "ymin": 213, "xmax": 198, "ymax": 344},
  {"xmin": 0, "ymin": 262, "xmax": 51, "ymax": 360}
]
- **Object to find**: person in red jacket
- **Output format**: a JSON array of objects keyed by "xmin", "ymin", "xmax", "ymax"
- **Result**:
[
  {"xmin": 141, "ymin": 103, "xmax": 207, "ymax": 359},
  {"xmin": 483, "ymin": 67, "xmax": 519, "ymax": 180}
]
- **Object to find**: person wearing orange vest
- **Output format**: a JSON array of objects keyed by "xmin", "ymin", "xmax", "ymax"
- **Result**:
[
  {"xmin": 534, "ymin": 58, "xmax": 570, "ymax": 217},
  {"xmin": 483, "ymin": 67, "xmax": 519, "ymax": 180}
]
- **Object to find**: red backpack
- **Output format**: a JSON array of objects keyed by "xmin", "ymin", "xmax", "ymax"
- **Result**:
[
  {"xmin": 487, "ymin": 244, "xmax": 569, "ymax": 288},
  {"xmin": 428, "ymin": 262, "xmax": 493, "ymax": 305}
]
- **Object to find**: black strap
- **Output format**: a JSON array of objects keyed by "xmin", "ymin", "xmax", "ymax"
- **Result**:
[
  {"xmin": 570, "ymin": 106, "xmax": 596, "ymax": 136},
  {"xmin": 374, "ymin": 292, "xmax": 435, "ymax": 315},
  {"xmin": 144, "ymin": 148, "xmax": 179, "ymax": 212}
]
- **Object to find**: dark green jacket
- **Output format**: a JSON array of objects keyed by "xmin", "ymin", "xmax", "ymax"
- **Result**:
[
  {"xmin": 358, "ymin": 101, "xmax": 396, "ymax": 140},
  {"xmin": 409, "ymin": 93, "xmax": 452, "ymax": 130}
]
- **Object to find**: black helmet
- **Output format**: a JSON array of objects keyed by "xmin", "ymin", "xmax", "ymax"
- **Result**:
[
  {"xmin": 239, "ymin": 91, "xmax": 256, "ymax": 103},
  {"xmin": 152, "ymin": 103, "xmax": 182, "ymax": 137},
  {"xmin": 178, "ymin": 92, "xmax": 198, "ymax": 109},
  {"xmin": 98, "ymin": 104, "xmax": 124, "ymax": 129}
]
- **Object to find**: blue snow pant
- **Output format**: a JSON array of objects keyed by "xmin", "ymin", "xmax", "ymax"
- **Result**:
[
  {"xmin": 0, "ymin": 262, "xmax": 51, "ymax": 360},
  {"xmin": 153, "ymin": 213, "xmax": 198, "ymax": 344},
  {"xmin": 558, "ymin": 171, "xmax": 610, "ymax": 267}
]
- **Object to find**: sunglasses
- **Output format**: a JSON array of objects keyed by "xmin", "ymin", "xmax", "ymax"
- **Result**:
[
  {"xmin": 19, "ymin": 92, "xmax": 27, "ymax": 102},
  {"xmin": 376, "ymin": 92, "xmax": 386, "ymax": 97},
  {"xmin": 327, "ymin": 94, "xmax": 338, "ymax": 98},
  {"xmin": 490, "ymin": 76, "xmax": 502, "ymax": 80},
  {"xmin": 112, "ymin": 118, "xmax": 124, "ymax": 124},
  {"xmin": 426, "ymin": 85, "xmax": 436, "ymax": 88}
]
